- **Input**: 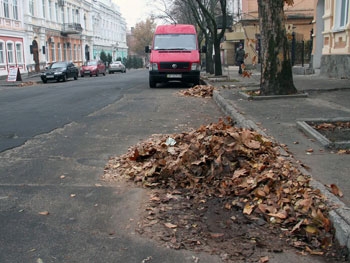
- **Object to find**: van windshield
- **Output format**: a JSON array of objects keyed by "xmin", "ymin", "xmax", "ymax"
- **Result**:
[{"xmin": 154, "ymin": 34, "xmax": 197, "ymax": 50}]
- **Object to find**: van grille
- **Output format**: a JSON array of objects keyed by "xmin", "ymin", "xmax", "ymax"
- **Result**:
[{"xmin": 160, "ymin": 62, "xmax": 190, "ymax": 70}]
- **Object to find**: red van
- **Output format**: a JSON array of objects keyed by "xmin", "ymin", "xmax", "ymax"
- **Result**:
[{"xmin": 145, "ymin": 24, "xmax": 205, "ymax": 88}]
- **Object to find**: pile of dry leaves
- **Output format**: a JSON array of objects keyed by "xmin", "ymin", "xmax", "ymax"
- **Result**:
[
  {"xmin": 178, "ymin": 85, "xmax": 216, "ymax": 98},
  {"xmin": 103, "ymin": 118, "xmax": 341, "ymax": 258}
]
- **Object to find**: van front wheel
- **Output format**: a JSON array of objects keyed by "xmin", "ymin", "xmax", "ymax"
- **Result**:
[{"xmin": 149, "ymin": 79, "xmax": 156, "ymax": 88}]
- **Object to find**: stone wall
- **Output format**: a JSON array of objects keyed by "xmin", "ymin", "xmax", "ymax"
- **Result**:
[{"xmin": 320, "ymin": 55, "xmax": 350, "ymax": 79}]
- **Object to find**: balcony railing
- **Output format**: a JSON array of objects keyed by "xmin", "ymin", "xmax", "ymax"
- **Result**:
[{"xmin": 61, "ymin": 23, "xmax": 83, "ymax": 35}]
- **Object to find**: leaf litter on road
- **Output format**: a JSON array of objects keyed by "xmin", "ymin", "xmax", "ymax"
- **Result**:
[
  {"xmin": 177, "ymin": 85, "xmax": 216, "ymax": 98},
  {"xmin": 103, "ymin": 118, "xmax": 348, "ymax": 262}
]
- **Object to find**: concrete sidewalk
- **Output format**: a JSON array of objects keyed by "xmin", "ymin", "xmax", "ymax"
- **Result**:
[
  {"xmin": 0, "ymin": 72, "xmax": 42, "ymax": 90},
  {"xmin": 204, "ymin": 66, "xmax": 350, "ymax": 253}
]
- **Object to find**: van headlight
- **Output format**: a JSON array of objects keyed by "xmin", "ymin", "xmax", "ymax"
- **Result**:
[
  {"xmin": 191, "ymin": 63, "xmax": 200, "ymax": 71},
  {"xmin": 150, "ymin": 63, "xmax": 158, "ymax": 71}
]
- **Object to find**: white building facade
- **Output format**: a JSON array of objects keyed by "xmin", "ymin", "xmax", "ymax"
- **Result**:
[{"xmin": 0, "ymin": 0, "xmax": 127, "ymax": 78}]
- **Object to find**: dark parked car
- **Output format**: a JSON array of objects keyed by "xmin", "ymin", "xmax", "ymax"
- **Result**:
[
  {"xmin": 41, "ymin": 61, "xmax": 79, "ymax": 83},
  {"xmin": 108, "ymin": 61, "xmax": 126, "ymax": 74},
  {"xmin": 80, "ymin": 60, "xmax": 106, "ymax": 77}
]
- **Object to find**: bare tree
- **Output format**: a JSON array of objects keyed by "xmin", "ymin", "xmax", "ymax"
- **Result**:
[
  {"xmin": 194, "ymin": 0, "xmax": 227, "ymax": 76},
  {"xmin": 258, "ymin": 0, "xmax": 297, "ymax": 95},
  {"xmin": 131, "ymin": 18, "xmax": 157, "ymax": 57}
]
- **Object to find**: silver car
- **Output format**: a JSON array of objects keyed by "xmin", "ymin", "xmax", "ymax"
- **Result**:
[{"xmin": 108, "ymin": 61, "xmax": 126, "ymax": 74}]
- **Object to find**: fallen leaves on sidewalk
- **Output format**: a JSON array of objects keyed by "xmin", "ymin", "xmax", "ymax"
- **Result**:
[
  {"xmin": 327, "ymin": 184, "xmax": 344, "ymax": 197},
  {"xmin": 178, "ymin": 85, "xmax": 216, "ymax": 98},
  {"xmin": 38, "ymin": 211, "xmax": 50, "ymax": 216},
  {"xmin": 312, "ymin": 121, "xmax": 350, "ymax": 131},
  {"xmin": 17, "ymin": 81, "xmax": 37, "ymax": 87},
  {"xmin": 103, "ymin": 118, "xmax": 340, "ymax": 257},
  {"xmin": 308, "ymin": 121, "xmax": 350, "ymax": 151}
]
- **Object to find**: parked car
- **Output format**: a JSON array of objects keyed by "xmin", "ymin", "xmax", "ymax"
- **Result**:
[
  {"xmin": 41, "ymin": 61, "xmax": 79, "ymax": 83},
  {"xmin": 109, "ymin": 61, "xmax": 126, "ymax": 74},
  {"xmin": 80, "ymin": 60, "xmax": 106, "ymax": 77}
]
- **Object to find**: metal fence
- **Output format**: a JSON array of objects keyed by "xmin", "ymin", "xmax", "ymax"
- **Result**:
[{"xmin": 289, "ymin": 32, "xmax": 313, "ymax": 66}]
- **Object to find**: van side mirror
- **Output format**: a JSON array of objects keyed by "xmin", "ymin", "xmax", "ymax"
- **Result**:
[
  {"xmin": 145, "ymin": 46, "xmax": 150, "ymax": 53},
  {"xmin": 201, "ymin": 46, "xmax": 207, "ymax": 53}
]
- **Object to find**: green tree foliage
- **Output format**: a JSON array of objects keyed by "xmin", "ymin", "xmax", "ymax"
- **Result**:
[
  {"xmin": 100, "ymin": 50, "xmax": 108, "ymax": 64},
  {"xmin": 107, "ymin": 53, "xmax": 112, "ymax": 65},
  {"xmin": 125, "ymin": 56, "xmax": 143, "ymax": 69}
]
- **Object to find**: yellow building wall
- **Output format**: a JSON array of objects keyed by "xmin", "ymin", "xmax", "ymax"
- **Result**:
[
  {"xmin": 241, "ymin": 0, "xmax": 314, "ymax": 40},
  {"xmin": 321, "ymin": 0, "xmax": 350, "ymax": 55}
]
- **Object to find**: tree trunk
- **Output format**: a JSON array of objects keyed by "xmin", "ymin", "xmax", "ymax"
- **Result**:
[
  {"xmin": 214, "ymin": 38, "xmax": 222, "ymax": 76},
  {"xmin": 206, "ymin": 37, "xmax": 215, "ymax": 74},
  {"xmin": 258, "ymin": 0, "xmax": 297, "ymax": 95}
]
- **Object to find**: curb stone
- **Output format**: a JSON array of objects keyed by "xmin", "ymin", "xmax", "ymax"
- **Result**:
[{"xmin": 297, "ymin": 118, "xmax": 350, "ymax": 150}]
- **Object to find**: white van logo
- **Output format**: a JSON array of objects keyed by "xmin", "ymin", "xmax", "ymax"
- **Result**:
[{"xmin": 172, "ymin": 64, "xmax": 178, "ymax": 69}]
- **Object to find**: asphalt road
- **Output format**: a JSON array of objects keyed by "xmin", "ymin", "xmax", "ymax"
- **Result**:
[
  {"xmin": 0, "ymin": 70, "xmax": 224, "ymax": 263},
  {"xmin": 0, "ymin": 70, "xmax": 341, "ymax": 262}
]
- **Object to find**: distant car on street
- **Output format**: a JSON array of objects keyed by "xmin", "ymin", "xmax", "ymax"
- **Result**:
[
  {"xmin": 80, "ymin": 60, "xmax": 106, "ymax": 77},
  {"xmin": 108, "ymin": 61, "xmax": 126, "ymax": 74},
  {"xmin": 41, "ymin": 61, "xmax": 79, "ymax": 83}
]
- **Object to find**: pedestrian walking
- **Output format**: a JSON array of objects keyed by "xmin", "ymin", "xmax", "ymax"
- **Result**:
[{"xmin": 235, "ymin": 44, "xmax": 245, "ymax": 75}]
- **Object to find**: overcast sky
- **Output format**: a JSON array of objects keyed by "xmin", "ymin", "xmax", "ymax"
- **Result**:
[{"xmin": 115, "ymin": 0, "xmax": 155, "ymax": 28}]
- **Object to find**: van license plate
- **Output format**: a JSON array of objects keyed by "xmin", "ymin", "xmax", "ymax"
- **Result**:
[{"xmin": 167, "ymin": 74, "xmax": 182, "ymax": 78}]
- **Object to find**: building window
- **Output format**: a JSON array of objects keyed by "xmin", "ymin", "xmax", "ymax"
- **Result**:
[
  {"xmin": 7, "ymin": 42, "xmax": 14, "ymax": 64},
  {"xmin": 13, "ymin": 0, "xmax": 19, "ymax": 20},
  {"xmin": 29, "ymin": 0, "xmax": 34, "ymax": 15},
  {"xmin": 57, "ymin": 42, "xmax": 61, "ymax": 61},
  {"xmin": 51, "ymin": 43, "xmax": 55, "ymax": 61},
  {"xmin": 335, "ymin": 0, "xmax": 349, "ymax": 30},
  {"xmin": 15, "ymin": 42, "xmax": 23, "ymax": 63},
  {"xmin": 55, "ymin": 3, "xmax": 58, "ymax": 22},
  {"xmin": 67, "ymin": 7, "xmax": 70, "ymax": 23},
  {"xmin": 4, "ymin": 0, "xmax": 10, "ymax": 18},
  {"xmin": 0, "ymin": 42, "xmax": 5, "ymax": 64},
  {"xmin": 61, "ymin": 6, "xmax": 64, "ymax": 23},
  {"xmin": 49, "ymin": 0, "xmax": 52, "ymax": 21},
  {"xmin": 77, "ymin": 44, "xmax": 81, "ymax": 61},
  {"xmin": 68, "ymin": 43, "xmax": 72, "ymax": 60},
  {"xmin": 73, "ymin": 44, "xmax": 77, "ymax": 61},
  {"xmin": 42, "ymin": 0, "xmax": 46, "ymax": 18},
  {"xmin": 63, "ymin": 43, "xmax": 67, "ymax": 61},
  {"xmin": 44, "ymin": 42, "xmax": 47, "ymax": 61}
]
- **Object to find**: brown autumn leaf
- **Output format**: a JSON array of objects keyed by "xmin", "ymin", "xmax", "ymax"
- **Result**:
[
  {"xmin": 305, "ymin": 225, "xmax": 318, "ymax": 234},
  {"xmin": 210, "ymin": 233, "xmax": 224, "ymax": 238},
  {"xmin": 38, "ymin": 211, "xmax": 50, "ymax": 216},
  {"xmin": 284, "ymin": 0, "xmax": 294, "ymax": 6},
  {"xmin": 129, "ymin": 148, "xmax": 140, "ymax": 161},
  {"xmin": 164, "ymin": 222, "xmax": 177, "ymax": 229},
  {"xmin": 243, "ymin": 203, "xmax": 254, "ymax": 215},
  {"xmin": 252, "ymin": 55, "xmax": 258, "ymax": 65},
  {"xmin": 242, "ymin": 70, "xmax": 252, "ymax": 78},
  {"xmin": 328, "ymin": 184, "xmax": 344, "ymax": 197},
  {"xmin": 269, "ymin": 210, "xmax": 288, "ymax": 219},
  {"xmin": 259, "ymin": 256, "xmax": 269, "ymax": 263},
  {"xmin": 305, "ymin": 246, "xmax": 324, "ymax": 255}
]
